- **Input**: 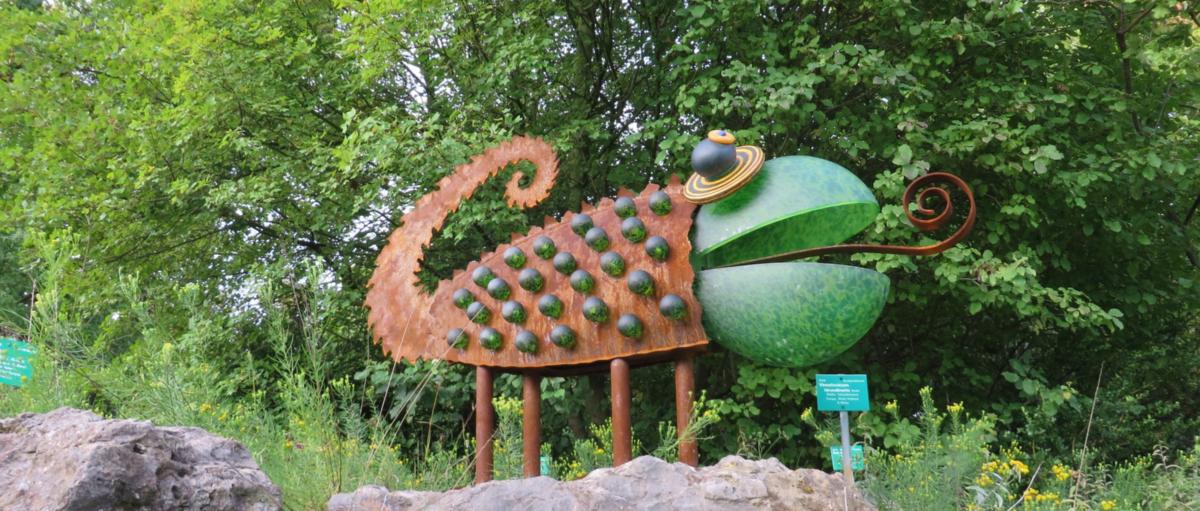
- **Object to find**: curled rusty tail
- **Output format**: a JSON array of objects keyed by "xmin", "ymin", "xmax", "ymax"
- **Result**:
[{"xmin": 365, "ymin": 136, "xmax": 559, "ymax": 362}]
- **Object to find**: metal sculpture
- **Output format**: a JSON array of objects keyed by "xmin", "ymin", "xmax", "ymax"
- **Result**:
[{"xmin": 365, "ymin": 130, "xmax": 975, "ymax": 483}]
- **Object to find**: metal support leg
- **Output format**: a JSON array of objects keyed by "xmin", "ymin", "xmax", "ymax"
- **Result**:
[
  {"xmin": 475, "ymin": 366, "xmax": 494, "ymax": 484},
  {"xmin": 522, "ymin": 372, "xmax": 542, "ymax": 477},
  {"xmin": 675, "ymin": 354, "xmax": 698, "ymax": 466},
  {"xmin": 610, "ymin": 358, "xmax": 632, "ymax": 466}
]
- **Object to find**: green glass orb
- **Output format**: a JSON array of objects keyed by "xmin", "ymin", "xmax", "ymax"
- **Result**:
[
  {"xmin": 600, "ymin": 251, "xmax": 625, "ymax": 277},
  {"xmin": 452, "ymin": 288, "xmax": 474, "ymax": 309},
  {"xmin": 658, "ymin": 294, "xmax": 687, "ymax": 321},
  {"xmin": 503, "ymin": 247, "xmax": 526, "ymax": 269},
  {"xmin": 501, "ymin": 300, "xmax": 526, "ymax": 324},
  {"xmin": 645, "ymin": 236, "xmax": 670, "ymax": 262},
  {"xmin": 447, "ymin": 328, "xmax": 468, "ymax": 349},
  {"xmin": 626, "ymin": 270, "xmax": 654, "ymax": 296},
  {"xmin": 621, "ymin": 217, "xmax": 647, "ymax": 243},
  {"xmin": 538, "ymin": 294, "xmax": 564, "ymax": 319},
  {"xmin": 518, "ymin": 268, "xmax": 544, "ymax": 292},
  {"xmin": 570, "ymin": 269, "xmax": 595, "ymax": 294},
  {"xmin": 533, "ymin": 236, "xmax": 556, "ymax": 259},
  {"xmin": 479, "ymin": 327, "xmax": 503, "ymax": 351},
  {"xmin": 583, "ymin": 297, "xmax": 609, "ymax": 323},
  {"xmin": 515, "ymin": 330, "xmax": 538, "ymax": 354},
  {"xmin": 466, "ymin": 302, "xmax": 491, "ymax": 324},
  {"xmin": 553, "ymin": 252, "xmax": 577, "ymax": 275},
  {"xmin": 614, "ymin": 197, "xmax": 637, "ymax": 218},
  {"xmin": 585, "ymin": 227, "xmax": 610, "ymax": 252},
  {"xmin": 549, "ymin": 325, "xmax": 576, "ymax": 349},
  {"xmin": 649, "ymin": 191, "xmax": 672, "ymax": 215},
  {"xmin": 570, "ymin": 214, "xmax": 593, "ymax": 236},
  {"xmin": 471, "ymin": 266, "xmax": 495, "ymax": 287},
  {"xmin": 617, "ymin": 314, "xmax": 644, "ymax": 339},
  {"xmin": 486, "ymin": 278, "xmax": 511, "ymax": 300}
]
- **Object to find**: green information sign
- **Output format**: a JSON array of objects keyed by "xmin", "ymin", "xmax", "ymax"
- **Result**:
[
  {"xmin": 830, "ymin": 444, "xmax": 865, "ymax": 471},
  {"xmin": 815, "ymin": 373, "xmax": 869, "ymax": 412},
  {"xmin": 0, "ymin": 338, "xmax": 35, "ymax": 387}
]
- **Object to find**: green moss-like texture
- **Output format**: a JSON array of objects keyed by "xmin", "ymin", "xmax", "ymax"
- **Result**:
[
  {"xmin": 697, "ymin": 262, "xmax": 889, "ymax": 367},
  {"xmin": 692, "ymin": 156, "xmax": 879, "ymax": 269}
]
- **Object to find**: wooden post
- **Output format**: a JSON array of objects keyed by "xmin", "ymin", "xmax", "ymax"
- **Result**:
[
  {"xmin": 475, "ymin": 366, "xmax": 494, "ymax": 484},
  {"xmin": 674, "ymin": 353, "xmax": 699, "ymax": 466},
  {"xmin": 610, "ymin": 358, "xmax": 632, "ymax": 466},
  {"xmin": 522, "ymin": 372, "xmax": 542, "ymax": 477}
]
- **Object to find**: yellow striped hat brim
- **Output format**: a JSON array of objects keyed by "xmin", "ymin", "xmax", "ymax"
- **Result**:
[{"xmin": 684, "ymin": 145, "xmax": 765, "ymax": 204}]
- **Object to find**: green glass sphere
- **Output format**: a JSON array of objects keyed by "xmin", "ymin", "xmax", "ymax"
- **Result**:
[
  {"xmin": 626, "ymin": 270, "xmax": 654, "ymax": 296},
  {"xmin": 614, "ymin": 197, "xmax": 637, "ymax": 218},
  {"xmin": 501, "ymin": 300, "xmax": 526, "ymax": 324},
  {"xmin": 645, "ymin": 236, "xmax": 670, "ymax": 262},
  {"xmin": 553, "ymin": 252, "xmax": 577, "ymax": 275},
  {"xmin": 549, "ymin": 325, "xmax": 576, "ymax": 349},
  {"xmin": 621, "ymin": 217, "xmax": 647, "ymax": 243},
  {"xmin": 447, "ymin": 328, "xmax": 468, "ymax": 349},
  {"xmin": 518, "ymin": 268, "xmax": 544, "ymax": 292},
  {"xmin": 570, "ymin": 214, "xmax": 593, "ymax": 236},
  {"xmin": 479, "ymin": 327, "xmax": 503, "ymax": 351},
  {"xmin": 583, "ymin": 297, "xmax": 609, "ymax": 323},
  {"xmin": 538, "ymin": 294, "xmax": 564, "ymax": 319},
  {"xmin": 617, "ymin": 314, "xmax": 644, "ymax": 339},
  {"xmin": 600, "ymin": 251, "xmax": 625, "ymax": 277},
  {"xmin": 452, "ymin": 288, "xmax": 474, "ymax": 309},
  {"xmin": 471, "ymin": 266, "xmax": 495, "ymax": 287},
  {"xmin": 486, "ymin": 278, "xmax": 511, "ymax": 300},
  {"xmin": 658, "ymin": 294, "xmax": 687, "ymax": 321},
  {"xmin": 585, "ymin": 227, "xmax": 610, "ymax": 252},
  {"xmin": 503, "ymin": 247, "xmax": 526, "ymax": 269},
  {"xmin": 649, "ymin": 191, "xmax": 672, "ymax": 216},
  {"xmin": 533, "ymin": 236, "xmax": 556, "ymax": 259},
  {"xmin": 515, "ymin": 330, "xmax": 538, "ymax": 354},
  {"xmin": 570, "ymin": 269, "xmax": 595, "ymax": 294},
  {"xmin": 466, "ymin": 302, "xmax": 491, "ymax": 324}
]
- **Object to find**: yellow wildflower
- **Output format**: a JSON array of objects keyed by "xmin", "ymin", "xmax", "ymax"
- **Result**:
[
  {"xmin": 198, "ymin": 402, "xmax": 213, "ymax": 414},
  {"xmin": 1100, "ymin": 500, "xmax": 1116, "ymax": 511},
  {"xmin": 283, "ymin": 439, "xmax": 294, "ymax": 449},
  {"xmin": 1022, "ymin": 488, "xmax": 1039, "ymax": 501},
  {"xmin": 218, "ymin": 411, "xmax": 229, "ymax": 422},
  {"xmin": 1052, "ymin": 464, "xmax": 1071, "ymax": 481},
  {"xmin": 594, "ymin": 447, "xmax": 605, "ymax": 455},
  {"xmin": 975, "ymin": 474, "xmax": 993, "ymax": 487},
  {"xmin": 800, "ymin": 408, "xmax": 814, "ymax": 423},
  {"xmin": 884, "ymin": 400, "xmax": 898, "ymax": 413},
  {"xmin": 1010, "ymin": 459, "xmax": 1030, "ymax": 475},
  {"xmin": 947, "ymin": 402, "xmax": 964, "ymax": 414}
]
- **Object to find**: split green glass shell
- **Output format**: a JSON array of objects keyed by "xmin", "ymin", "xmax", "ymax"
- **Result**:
[{"xmin": 691, "ymin": 156, "xmax": 879, "ymax": 270}]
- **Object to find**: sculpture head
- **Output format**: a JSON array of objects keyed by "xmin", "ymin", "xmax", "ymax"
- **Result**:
[{"xmin": 683, "ymin": 131, "xmax": 971, "ymax": 367}]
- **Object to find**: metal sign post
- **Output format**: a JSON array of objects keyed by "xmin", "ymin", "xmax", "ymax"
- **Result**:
[{"xmin": 816, "ymin": 374, "xmax": 870, "ymax": 490}]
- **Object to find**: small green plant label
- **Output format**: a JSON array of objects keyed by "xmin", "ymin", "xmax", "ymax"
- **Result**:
[
  {"xmin": 0, "ymin": 338, "xmax": 35, "ymax": 388},
  {"xmin": 829, "ymin": 444, "xmax": 865, "ymax": 471},
  {"xmin": 815, "ymin": 374, "xmax": 870, "ymax": 412}
]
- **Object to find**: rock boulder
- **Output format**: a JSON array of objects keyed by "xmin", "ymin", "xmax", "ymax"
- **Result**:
[
  {"xmin": 328, "ymin": 455, "xmax": 874, "ymax": 511},
  {"xmin": 0, "ymin": 407, "xmax": 281, "ymax": 510}
]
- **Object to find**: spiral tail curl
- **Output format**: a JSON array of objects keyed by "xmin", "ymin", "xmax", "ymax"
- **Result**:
[{"xmin": 365, "ymin": 136, "xmax": 559, "ymax": 361}]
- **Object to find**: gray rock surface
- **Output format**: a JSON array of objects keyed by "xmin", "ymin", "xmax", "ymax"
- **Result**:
[
  {"xmin": 0, "ymin": 407, "xmax": 281, "ymax": 511},
  {"xmin": 327, "ymin": 455, "xmax": 874, "ymax": 511}
]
